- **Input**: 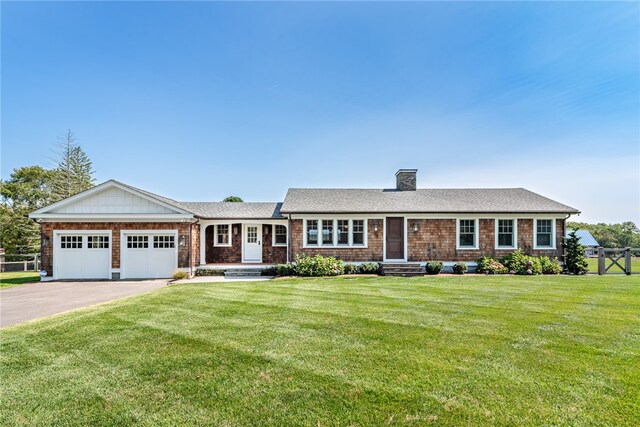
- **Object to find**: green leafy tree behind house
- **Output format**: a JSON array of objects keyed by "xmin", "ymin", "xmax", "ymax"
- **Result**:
[
  {"xmin": 223, "ymin": 196, "xmax": 243, "ymax": 202},
  {"xmin": 1, "ymin": 130, "xmax": 96, "ymax": 254},
  {"xmin": 567, "ymin": 221, "xmax": 640, "ymax": 248},
  {"xmin": 0, "ymin": 166, "xmax": 57, "ymax": 253}
]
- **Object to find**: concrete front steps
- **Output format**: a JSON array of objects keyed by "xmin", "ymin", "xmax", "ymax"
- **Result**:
[
  {"xmin": 224, "ymin": 268, "xmax": 264, "ymax": 278},
  {"xmin": 381, "ymin": 263, "xmax": 424, "ymax": 277}
]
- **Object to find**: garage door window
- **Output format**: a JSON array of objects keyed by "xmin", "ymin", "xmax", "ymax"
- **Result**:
[
  {"xmin": 127, "ymin": 235, "xmax": 149, "ymax": 248},
  {"xmin": 153, "ymin": 235, "xmax": 175, "ymax": 248},
  {"xmin": 61, "ymin": 235, "xmax": 82, "ymax": 249},
  {"xmin": 88, "ymin": 236, "xmax": 109, "ymax": 249}
]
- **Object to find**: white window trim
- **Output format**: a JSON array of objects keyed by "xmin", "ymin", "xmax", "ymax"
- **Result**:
[
  {"xmin": 534, "ymin": 218, "xmax": 556, "ymax": 250},
  {"xmin": 495, "ymin": 218, "xmax": 518, "ymax": 250},
  {"xmin": 272, "ymin": 224, "xmax": 288, "ymax": 247},
  {"xmin": 213, "ymin": 224, "xmax": 232, "ymax": 247},
  {"xmin": 303, "ymin": 219, "xmax": 368, "ymax": 248},
  {"xmin": 456, "ymin": 218, "xmax": 479, "ymax": 250}
]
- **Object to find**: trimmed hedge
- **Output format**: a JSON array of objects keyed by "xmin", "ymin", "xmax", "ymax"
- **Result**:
[
  {"xmin": 194, "ymin": 268, "xmax": 225, "ymax": 276},
  {"xmin": 452, "ymin": 262, "xmax": 468, "ymax": 275},
  {"xmin": 425, "ymin": 261, "xmax": 444, "ymax": 275}
]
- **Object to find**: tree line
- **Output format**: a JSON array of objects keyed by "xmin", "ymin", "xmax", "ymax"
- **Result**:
[
  {"xmin": 567, "ymin": 221, "xmax": 640, "ymax": 249},
  {"xmin": 0, "ymin": 130, "xmax": 95, "ymax": 254}
]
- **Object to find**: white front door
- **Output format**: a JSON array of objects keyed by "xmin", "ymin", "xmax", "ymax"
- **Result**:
[{"xmin": 243, "ymin": 224, "xmax": 262, "ymax": 263}]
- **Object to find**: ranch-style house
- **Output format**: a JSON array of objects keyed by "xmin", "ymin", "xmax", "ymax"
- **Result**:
[{"xmin": 29, "ymin": 169, "xmax": 579, "ymax": 280}]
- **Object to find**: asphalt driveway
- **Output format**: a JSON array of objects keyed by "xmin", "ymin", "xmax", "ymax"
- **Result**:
[{"xmin": 0, "ymin": 280, "xmax": 168, "ymax": 328}]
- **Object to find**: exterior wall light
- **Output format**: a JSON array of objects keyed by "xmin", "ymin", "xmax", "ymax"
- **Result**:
[{"xmin": 412, "ymin": 222, "xmax": 419, "ymax": 232}]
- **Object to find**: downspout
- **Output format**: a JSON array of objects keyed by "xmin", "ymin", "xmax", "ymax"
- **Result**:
[{"xmin": 287, "ymin": 214, "xmax": 291, "ymax": 263}]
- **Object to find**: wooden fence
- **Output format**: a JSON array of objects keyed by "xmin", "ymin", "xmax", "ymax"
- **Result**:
[
  {"xmin": 0, "ymin": 253, "xmax": 41, "ymax": 272},
  {"xmin": 597, "ymin": 247, "xmax": 638, "ymax": 275}
]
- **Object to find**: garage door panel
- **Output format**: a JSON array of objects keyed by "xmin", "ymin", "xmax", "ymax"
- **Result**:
[
  {"xmin": 55, "ymin": 233, "xmax": 110, "ymax": 280},
  {"xmin": 122, "ymin": 233, "xmax": 177, "ymax": 279}
]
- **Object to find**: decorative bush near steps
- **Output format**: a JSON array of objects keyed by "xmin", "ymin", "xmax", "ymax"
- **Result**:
[
  {"xmin": 425, "ymin": 261, "xmax": 444, "ymax": 275},
  {"xmin": 172, "ymin": 270, "xmax": 190, "ymax": 280}
]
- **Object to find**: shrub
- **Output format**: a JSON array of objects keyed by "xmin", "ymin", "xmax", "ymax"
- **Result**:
[
  {"xmin": 261, "ymin": 266, "xmax": 278, "ymax": 276},
  {"xmin": 276, "ymin": 263, "xmax": 296, "ymax": 276},
  {"xmin": 452, "ymin": 262, "xmax": 468, "ymax": 275},
  {"xmin": 344, "ymin": 264, "xmax": 359, "ymax": 275},
  {"xmin": 502, "ymin": 250, "xmax": 542, "ymax": 275},
  {"xmin": 425, "ymin": 261, "xmax": 444, "ymax": 275},
  {"xmin": 294, "ymin": 254, "xmax": 344, "ymax": 277},
  {"xmin": 195, "ymin": 268, "xmax": 225, "ymax": 276},
  {"xmin": 475, "ymin": 256, "xmax": 508, "ymax": 274},
  {"xmin": 358, "ymin": 263, "xmax": 380, "ymax": 274},
  {"xmin": 539, "ymin": 256, "xmax": 562, "ymax": 275},
  {"xmin": 172, "ymin": 270, "xmax": 189, "ymax": 280},
  {"xmin": 563, "ymin": 229, "xmax": 589, "ymax": 275}
]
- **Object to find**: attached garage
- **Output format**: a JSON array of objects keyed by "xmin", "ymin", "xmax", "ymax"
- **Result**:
[
  {"xmin": 30, "ymin": 180, "xmax": 198, "ymax": 281},
  {"xmin": 121, "ymin": 231, "xmax": 178, "ymax": 279},
  {"xmin": 54, "ymin": 231, "xmax": 111, "ymax": 280}
]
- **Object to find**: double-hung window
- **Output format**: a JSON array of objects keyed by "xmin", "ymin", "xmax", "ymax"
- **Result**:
[
  {"xmin": 273, "ymin": 225, "xmax": 287, "ymax": 246},
  {"xmin": 214, "ymin": 225, "xmax": 231, "ymax": 246},
  {"xmin": 496, "ymin": 219, "xmax": 516, "ymax": 249},
  {"xmin": 535, "ymin": 219, "xmax": 554, "ymax": 248},
  {"xmin": 322, "ymin": 220, "xmax": 334, "ymax": 245},
  {"xmin": 457, "ymin": 219, "xmax": 478, "ymax": 249},
  {"xmin": 306, "ymin": 220, "xmax": 318, "ymax": 246},
  {"xmin": 337, "ymin": 220, "xmax": 349, "ymax": 245},
  {"xmin": 352, "ymin": 220, "xmax": 365, "ymax": 245}
]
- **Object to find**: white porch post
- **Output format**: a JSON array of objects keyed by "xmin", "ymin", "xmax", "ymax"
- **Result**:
[{"xmin": 200, "ymin": 223, "xmax": 207, "ymax": 265}]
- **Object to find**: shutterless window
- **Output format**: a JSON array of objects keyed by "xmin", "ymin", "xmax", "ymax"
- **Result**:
[
  {"xmin": 216, "ymin": 225, "xmax": 230, "ymax": 245},
  {"xmin": 127, "ymin": 235, "xmax": 148, "ymax": 249},
  {"xmin": 306, "ymin": 220, "xmax": 318, "ymax": 245},
  {"xmin": 322, "ymin": 220, "xmax": 334, "ymax": 245},
  {"xmin": 154, "ymin": 235, "xmax": 175, "ymax": 249},
  {"xmin": 352, "ymin": 220, "xmax": 365, "ymax": 245},
  {"xmin": 458, "ymin": 220, "xmax": 476, "ymax": 247},
  {"xmin": 497, "ymin": 219, "xmax": 514, "ymax": 247},
  {"xmin": 337, "ymin": 220, "xmax": 349, "ymax": 245},
  {"xmin": 87, "ymin": 235, "xmax": 109, "ymax": 249},
  {"xmin": 274, "ymin": 225, "xmax": 287, "ymax": 245},
  {"xmin": 537, "ymin": 220, "xmax": 553, "ymax": 247},
  {"xmin": 61, "ymin": 235, "xmax": 82, "ymax": 249}
]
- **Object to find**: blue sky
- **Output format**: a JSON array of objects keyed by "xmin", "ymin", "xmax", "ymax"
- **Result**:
[{"xmin": 2, "ymin": 1, "xmax": 639, "ymax": 223}]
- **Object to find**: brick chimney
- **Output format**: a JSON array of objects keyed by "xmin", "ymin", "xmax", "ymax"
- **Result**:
[{"xmin": 395, "ymin": 169, "xmax": 417, "ymax": 191}]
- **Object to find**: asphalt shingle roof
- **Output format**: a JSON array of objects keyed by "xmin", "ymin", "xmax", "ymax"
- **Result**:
[
  {"xmin": 280, "ymin": 188, "xmax": 579, "ymax": 214},
  {"xmin": 178, "ymin": 202, "xmax": 284, "ymax": 219}
]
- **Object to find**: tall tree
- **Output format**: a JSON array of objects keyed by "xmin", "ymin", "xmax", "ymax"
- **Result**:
[
  {"xmin": 52, "ymin": 130, "xmax": 95, "ymax": 200},
  {"xmin": 0, "ymin": 166, "xmax": 56, "ymax": 254},
  {"xmin": 223, "ymin": 196, "xmax": 243, "ymax": 202}
]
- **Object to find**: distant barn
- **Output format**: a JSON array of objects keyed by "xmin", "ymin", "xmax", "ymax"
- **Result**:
[{"xmin": 566, "ymin": 229, "xmax": 599, "ymax": 257}]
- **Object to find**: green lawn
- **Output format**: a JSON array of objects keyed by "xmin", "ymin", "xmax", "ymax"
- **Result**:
[
  {"xmin": 586, "ymin": 256, "xmax": 640, "ymax": 273},
  {"xmin": 1, "ymin": 276, "xmax": 639, "ymax": 426},
  {"xmin": 0, "ymin": 271, "xmax": 40, "ymax": 289}
]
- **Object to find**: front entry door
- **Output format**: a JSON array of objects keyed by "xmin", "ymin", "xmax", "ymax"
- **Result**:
[
  {"xmin": 243, "ymin": 224, "xmax": 262, "ymax": 263},
  {"xmin": 386, "ymin": 217, "xmax": 404, "ymax": 260}
]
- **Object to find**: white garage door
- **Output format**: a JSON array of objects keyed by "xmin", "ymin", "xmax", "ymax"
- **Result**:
[
  {"xmin": 121, "ymin": 232, "xmax": 177, "ymax": 279},
  {"xmin": 55, "ymin": 233, "xmax": 111, "ymax": 280}
]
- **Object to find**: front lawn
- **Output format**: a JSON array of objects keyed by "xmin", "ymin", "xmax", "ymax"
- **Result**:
[
  {"xmin": 1, "ymin": 275, "xmax": 638, "ymax": 425},
  {"xmin": 0, "ymin": 271, "xmax": 40, "ymax": 289}
]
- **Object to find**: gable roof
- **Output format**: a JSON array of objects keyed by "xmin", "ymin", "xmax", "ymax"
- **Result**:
[
  {"xmin": 280, "ymin": 188, "xmax": 579, "ymax": 214},
  {"xmin": 29, "ymin": 180, "xmax": 194, "ymax": 218},
  {"xmin": 177, "ymin": 202, "xmax": 283, "ymax": 219},
  {"xmin": 565, "ymin": 229, "xmax": 599, "ymax": 246}
]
